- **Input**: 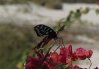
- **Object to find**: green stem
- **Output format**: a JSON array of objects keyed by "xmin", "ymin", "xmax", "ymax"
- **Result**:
[{"xmin": 88, "ymin": 58, "xmax": 92, "ymax": 69}]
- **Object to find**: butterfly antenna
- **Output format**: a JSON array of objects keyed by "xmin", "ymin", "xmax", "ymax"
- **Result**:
[
  {"xmin": 59, "ymin": 37, "xmax": 65, "ymax": 47},
  {"xmin": 57, "ymin": 25, "xmax": 65, "ymax": 34}
]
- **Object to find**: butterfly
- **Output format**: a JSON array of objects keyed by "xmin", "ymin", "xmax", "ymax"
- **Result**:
[
  {"xmin": 33, "ymin": 24, "xmax": 65, "ymax": 67},
  {"xmin": 34, "ymin": 24, "xmax": 58, "ymax": 49}
]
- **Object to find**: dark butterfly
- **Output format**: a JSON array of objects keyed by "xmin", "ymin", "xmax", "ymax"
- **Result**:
[
  {"xmin": 34, "ymin": 24, "xmax": 57, "ymax": 49},
  {"xmin": 34, "ymin": 24, "xmax": 57, "ymax": 39},
  {"xmin": 34, "ymin": 24, "xmax": 65, "ymax": 67}
]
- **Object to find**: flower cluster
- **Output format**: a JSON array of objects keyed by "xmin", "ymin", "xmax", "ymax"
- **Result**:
[{"xmin": 25, "ymin": 45, "xmax": 98, "ymax": 69}]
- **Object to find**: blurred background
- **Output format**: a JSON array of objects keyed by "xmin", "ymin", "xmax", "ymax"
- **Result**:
[{"xmin": 0, "ymin": 0, "xmax": 99, "ymax": 69}]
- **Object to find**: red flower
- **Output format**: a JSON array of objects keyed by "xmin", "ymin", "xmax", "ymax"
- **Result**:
[
  {"xmin": 25, "ymin": 56, "xmax": 41, "ymax": 69},
  {"xmin": 97, "ymin": 0, "xmax": 99, "ymax": 5},
  {"xmin": 70, "ymin": 65, "xmax": 83, "ymax": 69},
  {"xmin": 25, "ymin": 44, "xmax": 94, "ymax": 69},
  {"xmin": 25, "ymin": 56, "xmax": 56, "ymax": 69},
  {"xmin": 59, "ymin": 45, "xmax": 72, "ymax": 65},
  {"xmin": 72, "ymin": 52, "xmax": 78, "ymax": 61},
  {"xmin": 43, "ymin": 61, "xmax": 55, "ymax": 69},
  {"xmin": 25, "ymin": 50, "xmax": 56, "ymax": 69},
  {"xmin": 74, "ymin": 48, "xmax": 93, "ymax": 60},
  {"xmin": 86, "ymin": 50, "xmax": 93, "ymax": 58},
  {"xmin": 50, "ymin": 52, "xmax": 60, "ymax": 64},
  {"xmin": 94, "ymin": 67, "xmax": 99, "ymax": 69}
]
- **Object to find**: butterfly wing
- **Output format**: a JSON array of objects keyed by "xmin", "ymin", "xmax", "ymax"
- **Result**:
[{"xmin": 34, "ymin": 24, "xmax": 57, "ymax": 38}]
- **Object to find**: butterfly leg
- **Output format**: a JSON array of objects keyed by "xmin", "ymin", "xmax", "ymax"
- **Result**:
[
  {"xmin": 33, "ymin": 36, "xmax": 48, "ymax": 49},
  {"xmin": 39, "ymin": 40, "xmax": 56, "ymax": 68},
  {"xmin": 35, "ymin": 36, "xmax": 52, "ymax": 49},
  {"xmin": 51, "ymin": 39, "xmax": 60, "ymax": 52},
  {"xmin": 41, "ymin": 37, "xmax": 52, "ymax": 48},
  {"xmin": 58, "ymin": 37, "xmax": 65, "ymax": 47},
  {"xmin": 54, "ymin": 37, "xmax": 65, "ymax": 51}
]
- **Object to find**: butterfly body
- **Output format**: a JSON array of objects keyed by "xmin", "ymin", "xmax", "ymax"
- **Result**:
[{"xmin": 34, "ymin": 24, "xmax": 57, "ymax": 49}]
